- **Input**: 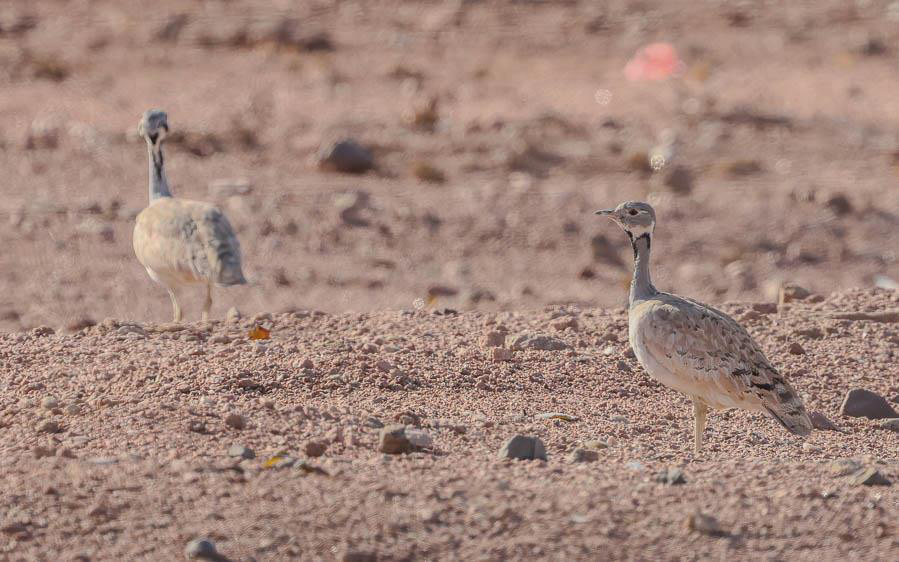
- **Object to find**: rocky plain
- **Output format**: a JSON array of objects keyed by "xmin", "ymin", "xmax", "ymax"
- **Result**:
[{"xmin": 0, "ymin": 1, "xmax": 898, "ymax": 560}]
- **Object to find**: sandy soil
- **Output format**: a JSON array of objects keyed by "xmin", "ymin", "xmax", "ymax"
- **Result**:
[
  {"xmin": 0, "ymin": 0, "xmax": 897, "ymax": 329},
  {"xmin": 1, "ymin": 289, "xmax": 898, "ymax": 560},
  {"xmin": 1, "ymin": 1, "xmax": 899, "ymax": 560}
]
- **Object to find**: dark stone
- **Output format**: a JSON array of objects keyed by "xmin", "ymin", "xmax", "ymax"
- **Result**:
[
  {"xmin": 498, "ymin": 435, "xmax": 547, "ymax": 461},
  {"xmin": 840, "ymin": 388, "xmax": 899, "ymax": 420}
]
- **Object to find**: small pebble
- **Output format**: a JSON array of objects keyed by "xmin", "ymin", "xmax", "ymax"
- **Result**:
[
  {"xmin": 379, "ymin": 424, "xmax": 411, "ymax": 454},
  {"xmin": 228, "ymin": 444, "xmax": 255, "ymax": 459},
  {"xmin": 304, "ymin": 440, "xmax": 328, "ymax": 458},
  {"xmin": 497, "ymin": 435, "xmax": 546, "ymax": 461},
  {"xmin": 225, "ymin": 413, "xmax": 247, "ymax": 430},
  {"xmin": 185, "ymin": 538, "xmax": 219, "ymax": 560}
]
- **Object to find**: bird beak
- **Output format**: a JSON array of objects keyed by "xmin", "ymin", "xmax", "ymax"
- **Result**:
[{"xmin": 594, "ymin": 209, "xmax": 614, "ymax": 217}]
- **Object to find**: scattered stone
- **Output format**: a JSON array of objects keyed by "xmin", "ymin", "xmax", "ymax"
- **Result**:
[
  {"xmin": 56, "ymin": 447, "xmax": 75, "ymax": 459},
  {"xmin": 33, "ymin": 445, "xmax": 55, "ymax": 459},
  {"xmin": 788, "ymin": 342, "xmax": 805, "ymax": 355},
  {"xmin": 482, "ymin": 331, "xmax": 506, "ymax": 348},
  {"xmin": 226, "ymin": 307, "xmax": 241, "ymax": 323},
  {"xmin": 880, "ymin": 418, "xmax": 899, "ymax": 432},
  {"xmin": 492, "ymin": 348, "xmax": 513, "ymax": 362},
  {"xmin": 663, "ymin": 165, "xmax": 694, "ymax": 194},
  {"xmin": 65, "ymin": 403, "xmax": 82, "ymax": 415},
  {"xmin": 551, "ymin": 317, "xmax": 578, "ymax": 332},
  {"xmin": 228, "ymin": 444, "xmax": 255, "ymax": 459},
  {"xmin": 824, "ymin": 192, "xmax": 853, "ymax": 215},
  {"xmin": 188, "ymin": 420, "xmax": 208, "ymax": 434},
  {"xmin": 224, "ymin": 413, "xmax": 247, "ymax": 430},
  {"xmin": 41, "ymin": 396, "xmax": 59, "ymax": 410},
  {"xmin": 364, "ymin": 417, "xmax": 384, "ymax": 429},
  {"xmin": 304, "ymin": 440, "xmax": 328, "ymax": 458},
  {"xmin": 655, "ymin": 467, "xmax": 687, "ymax": 485},
  {"xmin": 405, "ymin": 428, "xmax": 433, "ymax": 449},
  {"xmin": 509, "ymin": 333, "xmax": 570, "ymax": 351},
  {"xmin": 583, "ymin": 439, "xmax": 610, "ymax": 450},
  {"xmin": 317, "ymin": 139, "xmax": 374, "ymax": 174},
  {"xmin": 616, "ymin": 360, "xmax": 632, "ymax": 372},
  {"xmin": 185, "ymin": 537, "xmax": 220, "ymax": 560},
  {"xmin": 536, "ymin": 412, "xmax": 580, "ymax": 422},
  {"xmin": 849, "ymin": 467, "xmax": 892, "ymax": 487},
  {"xmin": 568, "ymin": 448, "xmax": 599, "ymax": 463},
  {"xmin": 497, "ymin": 435, "xmax": 547, "ymax": 461},
  {"xmin": 685, "ymin": 511, "xmax": 725, "ymax": 536},
  {"xmin": 378, "ymin": 424, "xmax": 411, "ymax": 454},
  {"xmin": 427, "ymin": 284, "xmax": 458, "ymax": 298},
  {"xmin": 778, "ymin": 283, "xmax": 811, "ymax": 305},
  {"xmin": 794, "ymin": 326, "xmax": 824, "ymax": 339},
  {"xmin": 809, "ymin": 411, "xmax": 841, "ymax": 432},
  {"xmin": 36, "ymin": 420, "xmax": 61, "ymax": 434},
  {"xmin": 829, "ymin": 459, "xmax": 862, "ymax": 477},
  {"xmin": 376, "ymin": 359, "xmax": 392, "ymax": 373},
  {"xmin": 840, "ymin": 388, "xmax": 899, "ymax": 419},
  {"xmin": 411, "ymin": 161, "xmax": 446, "ymax": 184}
]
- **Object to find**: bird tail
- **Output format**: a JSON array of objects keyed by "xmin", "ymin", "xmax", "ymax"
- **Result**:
[{"xmin": 763, "ymin": 379, "xmax": 812, "ymax": 437}]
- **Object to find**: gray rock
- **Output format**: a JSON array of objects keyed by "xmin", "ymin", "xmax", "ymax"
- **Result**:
[
  {"xmin": 849, "ymin": 467, "xmax": 892, "ymax": 486},
  {"xmin": 509, "ymin": 333, "xmax": 570, "ymax": 351},
  {"xmin": 829, "ymin": 459, "xmax": 862, "ymax": 477},
  {"xmin": 36, "ymin": 420, "xmax": 61, "ymax": 434},
  {"xmin": 405, "ymin": 428, "xmax": 433, "ymax": 449},
  {"xmin": 567, "ymin": 448, "xmax": 599, "ymax": 463},
  {"xmin": 809, "ymin": 411, "xmax": 841, "ymax": 431},
  {"xmin": 317, "ymin": 139, "xmax": 374, "ymax": 174},
  {"xmin": 840, "ymin": 388, "xmax": 899, "ymax": 419},
  {"xmin": 185, "ymin": 538, "xmax": 220, "ymax": 560},
  {"xmin": 378, "ymin": 424, "xmax": 411, "ymax": 454},
  {"xmin": 655, "ymin": 467, "xmax": 686, "ymax": 485},
  {"xmin": 880, "ymin": 418, "xmax": 899, "ymax": 432},
  {"xmin": 498, "ymin": 435, "xmax": 547, "ymax": 461},
  {"xmin": 788, "ymin": 342, "xmax": 805, "ymax": 355},
  {"xmin": 228, "ymin": 444, "xmax": 255, "ymax": 459}
]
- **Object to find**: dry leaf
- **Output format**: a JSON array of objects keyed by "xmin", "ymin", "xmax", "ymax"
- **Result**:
[{"xmin": 248, "ymin": 325, "xmax": 270, "ymax": 340}]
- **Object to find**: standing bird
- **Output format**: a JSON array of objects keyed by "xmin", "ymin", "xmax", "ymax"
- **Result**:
[
  {"xmin": 133, "ymin": 110, "xmax": 246, "ymax": 322},
  {"xmin": 595, "ymin": 201, "xmax": 811, "ymax": 453}
]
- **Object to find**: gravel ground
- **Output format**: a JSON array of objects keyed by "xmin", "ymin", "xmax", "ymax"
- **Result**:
[{"xmin": 1, "ymin": 288, "xmax": 897, "ymax": 560}]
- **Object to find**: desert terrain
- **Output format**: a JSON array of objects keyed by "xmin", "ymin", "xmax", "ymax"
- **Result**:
[{"xmin": 0, "ymin": 0, "xmax": 898, "ymax": 560}]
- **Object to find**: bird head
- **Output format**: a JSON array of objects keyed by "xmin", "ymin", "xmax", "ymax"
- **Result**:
[
  {"xmin": 138, "ymin": 109, "xmax": 169, "ymax": 146},
  {"xmin": 594, "ymin": 201, "xmax": 656, "ymax": 240}
]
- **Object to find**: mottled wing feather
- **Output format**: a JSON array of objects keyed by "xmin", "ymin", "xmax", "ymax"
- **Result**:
[
  {"xmin": 192, "ymin": 205, "xmax": 246, "ymax": 286},
  {"xmin": 636, "ymin": 293, "xmax": 811, "ymax": 435}
]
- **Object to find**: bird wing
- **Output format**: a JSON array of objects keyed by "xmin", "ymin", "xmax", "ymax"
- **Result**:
[
  {"xmin": 189, "ymin": 202, "xmax": 246, "ymax": 286},
  {"xmin": 634, "ymin": 295, "xmax": 811, "ymax": 435},
  {"xmin": 133, "ymin": 198, "xmax": 244, "ymax": 286}
]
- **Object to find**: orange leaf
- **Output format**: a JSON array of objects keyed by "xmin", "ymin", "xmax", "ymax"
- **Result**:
[{"xmin": 248, "ymin": 326, "xmax": 270, "ymax": 340}]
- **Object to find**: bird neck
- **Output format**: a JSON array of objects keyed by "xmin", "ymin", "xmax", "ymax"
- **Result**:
[
  {"xmin": 629, "ymin": 231, "xmax": 656, "ymax": 304},
  {"xmin": 147, "ymin": 142, "xmax": 172, "ymax": 201}
]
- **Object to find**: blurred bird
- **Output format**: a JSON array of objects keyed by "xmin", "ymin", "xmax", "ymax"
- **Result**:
[
  {"xmin": 596, "ymin": 201, "xmax": 812, "ymax": 453},
  {"xmin": 132, "ymin": 110, "xmax": 246, "ymax": 322}
]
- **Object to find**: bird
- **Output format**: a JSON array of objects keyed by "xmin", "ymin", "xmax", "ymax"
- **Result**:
[
  {"xmin": 595, "ymin": 201, "xmax": 812, "ymax": 454},
  {"xmin": 132, "ymin": 110, "xmax": 246, "ymax": 322}
]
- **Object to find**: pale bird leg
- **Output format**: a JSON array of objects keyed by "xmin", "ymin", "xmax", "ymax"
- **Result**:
[
  {"xmin": 692, "ymin": 397, "xmax": 708, "ymax": 454},
  {"xmin": 202, "ymin": 282, "xmax": 213, "ymax": 322},
  {"xmin": 167, "ymin": 288, "xmax": 182, "ymax": 323}
]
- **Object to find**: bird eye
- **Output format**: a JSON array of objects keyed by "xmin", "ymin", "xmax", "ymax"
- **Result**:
[{"xmin": 628, "ymin": 209, "xmax": 638, "ymax": 216}]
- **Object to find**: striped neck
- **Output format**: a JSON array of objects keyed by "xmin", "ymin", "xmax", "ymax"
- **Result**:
[
  {"xmin": 148, "ymin": 142, "xmax": 172, "ymax": 201},
  {"xmin": 628, "ymin": 231, "xmax": 656, "ymax": 304}
]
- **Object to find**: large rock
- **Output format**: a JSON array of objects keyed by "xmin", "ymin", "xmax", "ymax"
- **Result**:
[
  {"xmin": 840, "ymin": 388, "xmax": 899, "ymax": 419},
  {"xmin": 317, "ymin": 139, "xmax": 374, "ymax": 174},
  {"xmin": 497, "ymin": 435, "xmax": 546, "ymax": 461}
]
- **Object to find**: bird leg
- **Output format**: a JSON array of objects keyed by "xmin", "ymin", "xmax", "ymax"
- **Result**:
[
  {"xmin": 167, "ymin": 288, "xmax": 182, "ymax": 322},
  {"xmin": 692, "ymin": 397, "xmax": 708, "ymax": 454},
  {"xmin": 202, "ymin": 283, "xmax": 213, "ymax": 322}
]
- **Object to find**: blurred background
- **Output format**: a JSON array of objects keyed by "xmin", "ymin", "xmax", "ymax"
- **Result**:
[{"xmin": 0, "ymin": 0, "xmax": 897, "ymax": 331}]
